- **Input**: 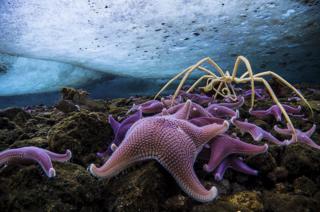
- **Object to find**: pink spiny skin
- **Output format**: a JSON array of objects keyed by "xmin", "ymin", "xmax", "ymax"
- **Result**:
[
  {"xmin": 0, "ymin": 146, "xmax": 72, "ymax": 178},
  {"xmin": 213, "ymin": 155, "xmax": 258, "ymax": 181},
  {"xmin": 249, "ymin": 104, "xmax": 302, "ymax": 122},
  {"xmin": 97, "ymin": 110, "xmax": 142, "ymax": 159},
  {"xmin": 215, "ymin": 96, "xmax": 245, "ymax": 110},
  {"xmin": 203, "ymin": 134, "xmax": 268, "ymax": 173},
  {"xmin": 89, "ymin": 100, "xmax": 230, "ymax": 202},
  {"xmin": 230, "ymin": 117, "xmax": 285, "ymax": 145},
  {"xmin": 206, "ymin": 104, "xmax": 238, "ymax": 119},
  {"xmin": 128, "ymin": 100, "xmax": 164, "ymax": 114},
  {"xmin": 274, "ymin": 124, "xmax": 319, "ymax": 149},
  {"xmin": 179, "ymin": 91, "xmax": 212, "ymax": 106}
]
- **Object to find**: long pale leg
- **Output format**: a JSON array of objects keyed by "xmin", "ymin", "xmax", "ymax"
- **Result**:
[
  {"xmin": 253, "ymin": 71, "xmax": 313, "ymax": 116},
  {"xmin": 231, "ymin": 56, "xmax": 256, "ymax": 109}
]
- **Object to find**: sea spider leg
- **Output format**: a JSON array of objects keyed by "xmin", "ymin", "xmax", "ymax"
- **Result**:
[
  {"xmin": 187, "ymin": 75, "xmax": 218, "ymax": 93},
  {"xmin": 253, "ymin": 71, "xmax": 313, "ymax": 116},
  {"xmin": 231, "ymin": 56, "xmax": 256, "ymax": 109},
  {"xmin": 170, "ymin": 58, "xmax": 227, "ymax": 104},
  {"xmin": 237, "ymin": 76, "xmax": 298, "ymax": 140}
]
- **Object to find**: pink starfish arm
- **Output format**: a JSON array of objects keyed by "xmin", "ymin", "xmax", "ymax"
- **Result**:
[
  {"xmin": 282, "ymin": 105, "xmax": 301, "ymax": 114},
  {"xmin": 89, "ymin": 116, "xmax": 226, "ymax": 202},
  {"xmin": 180, "ymin": 91, "xmax": 212, "ymax": 106},
  {"xmin": 128, "ymin": 100, "xmax": 164, "ymax": 114},
  {"xmin": 159, "ymin": 102, "xmax": 212, "ymax": 119},
  {"xmin": 0, "ymin": 147, "xmax": 71, "ymax": 177},
  {"xmin": 203, "ymin": 134, "xmax": 268, "ymax": 172},
  {"xmin": 249, "ymin": 106, "xmax": 282, "ymax": 121}
]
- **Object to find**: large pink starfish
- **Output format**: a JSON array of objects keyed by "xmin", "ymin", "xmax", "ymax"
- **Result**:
[{"xmin": 89, "ymin": 100, "xmax": 229, "ymax": 202}]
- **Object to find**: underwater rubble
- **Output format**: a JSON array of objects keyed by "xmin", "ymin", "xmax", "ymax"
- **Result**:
[{"xmin": 1, "ymin": 86, "xmax": 320, "ymax": 211}]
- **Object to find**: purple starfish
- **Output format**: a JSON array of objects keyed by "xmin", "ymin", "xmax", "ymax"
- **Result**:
[
  {"xmin": 215, "ymin": 96, "xmax": 245, "ymax": 110},
  {"xmin": 161, "ymin": 95, "xmax": 183, "ymax": 108},
  {"xmin": 206, "ymin": 104, "xmax": 238, "ymax": 119},
  {"xmin": 249, "ymin": 104, "xmax": 302, "ymax": 122},
  {"xmin": 97, "ymin": 110, "xmax": 142, "ymax": 159},
  {"xmin": 203, "ymin": 134, "xmax": 268, "ymax": 173},
  {"xmin": 180, "ymin": 91, "xmax": 212, "ymax": 106},
  {"xmin": 159, "ymin": 101, "xmax": 212, "ymax": 119},
  {"xmin": 189, "ymin": 116, "xmax": 225, "ymax": 126},
  {"xmin": 89, "ymin": 100, "xmax": 230, "ymax": 202},
  {"xmin": 0, "ymin": 146, "xmax": 72, "ymax": 177},
  {"xmin": 213, "ymin": 155, "xmax": 258, "ymax": 181},
  {"xmin": 274, "ymin": 124, "xmax": 319, "ymax": 149},
  {"xmin": 243, "ymin": 88, "xmax": 266, "ymax": 100},
  {"xmin": 231, "ymin": 117, "xmax": 284, "ymax": 145},
  {"xmin": 128, "ymin": 100, "xmax": 164, "ymax": 114}
]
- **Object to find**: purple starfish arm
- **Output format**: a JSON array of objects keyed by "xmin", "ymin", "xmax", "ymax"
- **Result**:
[
  {"xmin": 180, "ymin": 91, "xmax": 211, "ymax": 106},
  {"xmin": 249, "ymin": 104, "xmax": 302, "ymax": 122},
  {"xmin": 217, "ymin": 96, "xmax": 245, "ymax": 110},
  {"xmin": 89, "ymin": 103, "xmax": 229, "ymax": 202},
  {"xmin": 98, "ymin": 110, "xmax": 142, "ymax": 158},
  {"xmin": 161, "ymin": 95, "xmax": 183, "ymax": 108},
  {"xmin": 128, "ymin": 100, "xmax": 164, "ymax": 114},
  {"xmin": 189, "ymin": 116, "xmax": 225, "ymax": 126},
  {"xmin": 203, "ymin": 134, "xmax": 268, "ymax": 172},
  {"xmin": 243, "ymin": 88, "xmax": 265, "ymax": 100},
  {"xmin": 159, "ymin": 102, "xmax": 212, "ymax": 119},
  {"xmin": 231, "ymin": 117, "xmax": 284, "ymax": 145},
  {"xmin": 213, "ymin": 156, "xmax": 258, "ymax": 181},
  {"xmin": 274, "ymin": 124, "xmax": 319, "ymax": 149},
  {"xmin": 206, "ymin": 104, "xmax": 238, "ymax": 119},
  {"xmin": 0, "ymin": 147, "xmax": 71, "ymax": 177}
]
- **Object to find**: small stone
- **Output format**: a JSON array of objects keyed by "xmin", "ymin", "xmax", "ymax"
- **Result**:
[
  {"xmin": 293, "ymin": 176, "xmax": 317, "ymax": 196},
  {"xmin": 226, "ymin": 191, "xmax": 264, "ymax": 211}
]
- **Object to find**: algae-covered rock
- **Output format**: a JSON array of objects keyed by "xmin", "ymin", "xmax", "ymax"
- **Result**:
[
  {"xmin": 0, "ymin": 163, "xmax": 105, "ymax": 211},
  {"xmin": 105, "ymin": 161, "xmax": 170, "ymax": 212},
  {"xmin": 282, "ymin": 143, "xmax": 320, "ymax": 180},
  {"xmin": 226, "ymin": 191, "xmax": 264, "ymax": 211},
  {"xmin": 263, "ymin": 191, "xmax": 320, "ymax": 212},
  {"xmin": 48, "ymin": 111, "xmax": 112, "ymax": 166},
  {"xmin": 0, "ymin": 107, "xmax": 31, "ymax": 127},
  {"xmin": 293, "ymin": 176, "xmax": 318, "ymax": 196}
]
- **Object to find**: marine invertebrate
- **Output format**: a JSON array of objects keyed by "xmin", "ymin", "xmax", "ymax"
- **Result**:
[
  {"xmin": 0, "ymin": 146, "xmax": 72, "ymax": 177},
  {"xmin": 206, "ymin": 104, "xmax": 238, "ymax": 119},
  {"xmin": 89, "ymin": 101, "xmax": 230, "ymax": 202},
  {"xmin": 213, "ymin": 155, "xmax": 258, "ymax": 181},
  {"xmin": 274, "ymin": 124, "xmax": 319, "ymax": 149},
  {"xmin": 128, "ymin": 99, "xmax": 164, "ymax": 114},
  {"xmin": 154, "ymin": 56, "xmax": 313, "ymax": 140},
  {"xmin": 231, "ymin": 117, "xmax": 285, "ymax": 145},
  {"xmin": 249, "ymin": 104, "xmax": 302, "ymax": 122},
  {"xmin": 97, "ymin": 110, "xmax": 142, "ymax": 159},
  {"xmin": 203, "ymin": 134, "xmax": 268, "ymax": 173}
]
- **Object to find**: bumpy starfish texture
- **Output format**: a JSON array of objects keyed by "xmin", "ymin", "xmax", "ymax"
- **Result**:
[
  {"xmin": 213, "ymin": 155, "xmax": 258, "ymax": 181},
  {"xmin": 0, "ymin": 146, "xmax": 72, "ymax": 178},
  {"xmin": 231, "ymin": 117, "xmax": 284, "ymax": 145},
  {"xmin": 89, "ymin": 101, "xmax": 229, "ymax": 202},
  {"xmin": 203, "ymin": 134, "xmax": 268, "ymax": 173},
  {"xmin": 274, "ymin": 124, "xmax": 319, "ymax": 149},
  {"xmin": 249, "ymin": 104, "xmax": 302, "ymax": 122},
  {"xmin": 97, "ymin": 110, "xmax": 142, "ymax": 158}
]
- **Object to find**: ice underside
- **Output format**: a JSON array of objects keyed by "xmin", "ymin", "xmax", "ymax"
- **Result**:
[{"xmin": 0, "ymin": 0, "xmax": 319, "ymax": 96}]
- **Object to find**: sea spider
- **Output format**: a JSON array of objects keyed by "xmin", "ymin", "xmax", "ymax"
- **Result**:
[{"xmin": 154, "ymin": 56, "xmax": 313, "ymax": 140}]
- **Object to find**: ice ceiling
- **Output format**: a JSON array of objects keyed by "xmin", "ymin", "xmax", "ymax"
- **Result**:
[{"xmin": 0, "ymin": 0, "xmax": 319, "ymax": 96}]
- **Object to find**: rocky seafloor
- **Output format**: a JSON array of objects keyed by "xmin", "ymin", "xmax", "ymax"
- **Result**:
[{"xmin": 1, "ymin": 84, "xmax": 320, "ymax": 212}]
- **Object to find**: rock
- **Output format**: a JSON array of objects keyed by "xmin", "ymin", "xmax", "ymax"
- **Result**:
[
  {"xmin": 226, "ymin": 191, "xmax": 264, "ymax": 211},
  {"xmin": 263, "ymin": 191, "xmax": 319, "ymax": 212},
  {"xmin": 48, "ymin": 111, "xmax": 112, "ymax": 166},
  {"xmin": 55, "ymin": 100, "xmax": 79, "ymax": 113},
  {"xmin": 293, "ymin": 176, "xmax": 317, "ymax": 196},
  {"xmin": 0, "ymin": 162, "xmax": 105, "ymax": 211},
  {"xmin": 282, "ymin": 143, "xmax": 320, "ymax": 180},
  {"xmin": 105, "ymin": 161, "xmax": 170, "ymax": 211},
  {"xmin": 10, "ymin": 137, "xmax": 48, "ymax": 149},
  {"xmin": 246, "ymin": 152, "xmax": 277, "ymax": 175},
  {"xmin": 267, "ymin": 166, "xmax": 288, "ymax": 182},
  {"xmin": 0, "ymin": 107, "xmax": 31, "ymax": 127},
  {"xmin": 191, "ymin": 200, "xmax": 237, "ymax": 212}
]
